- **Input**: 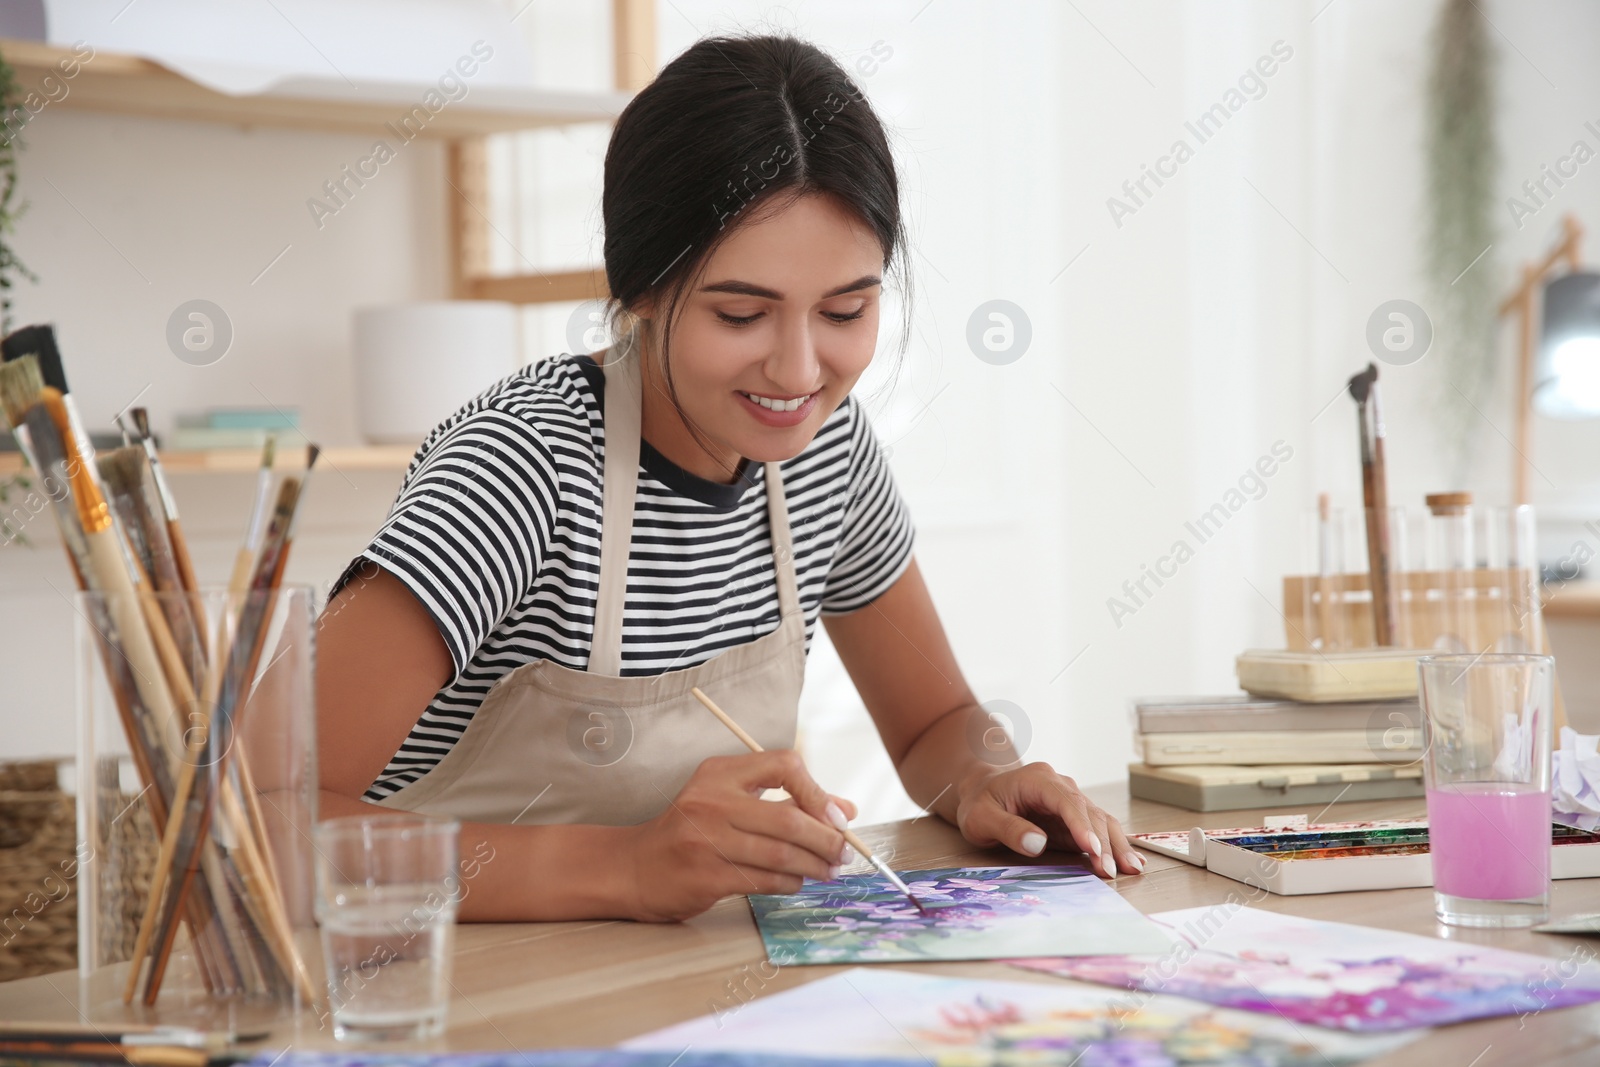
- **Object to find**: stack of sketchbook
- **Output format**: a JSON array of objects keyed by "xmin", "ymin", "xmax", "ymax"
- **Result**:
[{"xmin": 1128, "ymin": 648, "xmax": 1428, "ymax": 812}]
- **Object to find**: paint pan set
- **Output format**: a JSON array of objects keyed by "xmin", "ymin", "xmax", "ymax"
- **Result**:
[{"xmin": 1131, "ymin": 818, "xmax": 1600, "ymax": 895}]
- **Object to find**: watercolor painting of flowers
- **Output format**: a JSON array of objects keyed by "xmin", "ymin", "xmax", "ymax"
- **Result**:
[
  {"xmin": 237, "ymin": 1054, "xmax": 913, "ymax": 1067},
  {"xmin": 747, "ymin": 865, "xmax": 1176, "ymax": 965},
  {"xmin": 625, "ymin": 968, "xmax": 1419, "ymax": 1066},
  {"xmin": 1012, "ymin": 906, "xmax": 1600, "ymax": 1031}
]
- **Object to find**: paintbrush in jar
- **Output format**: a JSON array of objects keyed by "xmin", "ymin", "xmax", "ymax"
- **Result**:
[
  {"xmin": 130, "ymin": 407, "xmax": 208, "ymax": 637},
  {"xmin": 1347, "ymin": 364, "xmax": 1397, "ymax": 646},
  {"xmin": 142, "ymin": 448, "xmax": 319, "ymax": 1004},
  {"xmin": 2, "ymin": 325, "xmax": 95, "ymax": 466}
]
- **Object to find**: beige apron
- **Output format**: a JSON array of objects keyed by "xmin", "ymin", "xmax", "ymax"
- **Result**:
[{"xmin": 377, "ymin": 337, "xmax": 806, "ymax": 826}]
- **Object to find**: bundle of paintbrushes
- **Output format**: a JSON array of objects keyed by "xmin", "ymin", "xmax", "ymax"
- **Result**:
[{"xmin": 0, "ymin": 324, "xmax": 319, "ymax": 1007}]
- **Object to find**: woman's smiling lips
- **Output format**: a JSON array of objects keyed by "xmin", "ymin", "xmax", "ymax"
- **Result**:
[{"xmin": 737, "ymin": 388, "xmax": 820, "ymax": 427}]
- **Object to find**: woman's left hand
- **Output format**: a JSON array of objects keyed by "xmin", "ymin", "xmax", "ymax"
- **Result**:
[{"xmin": 954, "ymin": 761, "xmax": 1145, "ymax": 878}]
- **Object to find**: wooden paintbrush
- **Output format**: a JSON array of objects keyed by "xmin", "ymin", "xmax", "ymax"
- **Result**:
[
  {"xmin": 143, "ymin": 448, "xmax": 319, "ymax": 1004},
  {"xmin": 0, "ymin": 358, "xmax": 246, "ymax": 994},
  {"xmin": 1348, "ymin": 364, "xmax": 1397, "ymax": 646},
  {"xmin": 2, "ymin": 325, "xmax": 96, "ymax": 466},
  {"xmin": 0, "ymin": 358, "xmax": 180, "ymax": 735},
  {"xmin": 689, "ymin": 685, "xmax": 931, "ymax": 914},
  {"xmin": 226, "ymin": 435, "xmax": 277, "ymax": 597},
  {"xmin": 99, "ymin": 446, "xmax": 206, "ymax": 680},
  {"xmin": 131, "ymin": 406, "xmax": 208, "ymax": 641}
]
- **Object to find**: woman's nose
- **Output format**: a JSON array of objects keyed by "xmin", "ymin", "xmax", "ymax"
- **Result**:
[{"xmin": 763, "ymin": 316, "xmax": 822, "ymax": 393}]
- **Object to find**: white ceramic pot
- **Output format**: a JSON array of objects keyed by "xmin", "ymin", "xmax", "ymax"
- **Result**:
[{"xmin": 353, "ymin": 301, "xmax": 520, "ymax": 444}]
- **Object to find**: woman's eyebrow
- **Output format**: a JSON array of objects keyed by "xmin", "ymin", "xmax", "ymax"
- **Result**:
[{"xmin": 698, "ymin": 275, "xmax": 882, "ymax": 300}]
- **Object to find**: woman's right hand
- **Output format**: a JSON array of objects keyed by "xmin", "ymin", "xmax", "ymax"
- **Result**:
[{"xmin": 619, "ymin": 750, "xmax": 856, "ymax": 922}]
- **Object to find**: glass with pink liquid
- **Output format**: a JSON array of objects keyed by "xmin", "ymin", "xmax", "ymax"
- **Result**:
[{"xmin": 1417, "ymin": 653, "xmax": 1554, "ymax": 928}]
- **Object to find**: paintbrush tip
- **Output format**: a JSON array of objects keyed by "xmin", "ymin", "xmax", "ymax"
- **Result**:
[
  {"xmin": 130, "ymin": 407, "xmax": 151, "ymax": 441},
  {"xmin": 1, "ymin": 325, "xmax": 65, "ymax": 393},
  {"xmin": 0, "ymin": 354, "xmax": 44, "ymax": 428},
  {"xmin": 305, "ymin": 442, "xmax": 320, "ymax": 471},
  {"xmin": 1346, "ymin": 362, "xmax": 1378, "ymax": 403},
  {"xmin": 259, "ymin": 434, "xmax": 276, "ymax": 469}
]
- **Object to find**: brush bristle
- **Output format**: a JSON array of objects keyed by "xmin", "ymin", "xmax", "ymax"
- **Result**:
[
  {"xmin": 260, "ymin": 434, "xmax": 276, "ymax": 469},
  {"xmin": 96, "ymin": 446, "xmax": 146, "ymax": 495},
  {"xmin": 305, "ymin": 443, "xmax": 320, "ymax": 471},
  {"xmin": 1346, "ymin": 362, "xmax": 1378, "ymax": 403},
  {"xmin": 0, "ymin": 355, "xmax": 44, "ymax": 428},
  {"xmin": 1, "ymin": 325, "xmax": 66, "ymax": 393},
  {"xmin": 131, "ymin": 407, "xmax": 151, "ymax": 441}
]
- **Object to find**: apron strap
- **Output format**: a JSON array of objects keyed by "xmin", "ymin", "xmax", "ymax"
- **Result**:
[
  {"xmin": 762, "ymin": 461, "xmax": 801, "ymax": 620},
  {"xmin": 591, "ymin": 339, "xmax": 642, "ymax": 676},
  {"xmin": 590, "ymin": 325, "xmax": 805, "ymax": 674}
]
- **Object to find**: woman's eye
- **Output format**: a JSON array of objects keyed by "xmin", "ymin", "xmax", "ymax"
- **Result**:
[
  {"xmin": 715, "ymin": 310, "xmax": 763, "ymax": 326},
  {"xmin": 824, "ymin": 309, "xmax": 866, "ymax": 324}
]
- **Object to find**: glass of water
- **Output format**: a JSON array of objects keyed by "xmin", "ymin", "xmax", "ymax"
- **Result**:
[
  {"xmin": 1417, "ymin": 653, "xmax": 1554, "ymax": 928},
  {"xmin": 313, "ymin": 814, "xmax": 461, "ymax": 1040}
]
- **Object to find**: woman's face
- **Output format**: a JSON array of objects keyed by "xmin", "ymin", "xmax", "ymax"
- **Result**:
[{"xmin": 641, "ymin": 193, "xmax": 884, "ymax": 472}]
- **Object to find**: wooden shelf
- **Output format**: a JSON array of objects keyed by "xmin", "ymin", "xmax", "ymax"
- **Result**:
[
  {"xmin": 0, "ymin": 444, "xmax": 416, "ymax": 477},
  {"xmin": 4, "ymin": 39, "xmax": 631, "ymax": 138}
]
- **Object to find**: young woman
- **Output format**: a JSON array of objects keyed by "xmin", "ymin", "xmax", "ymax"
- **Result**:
[{"xmin": 317, "ymin": 33, "xmax": 1143, "ymax": 923}]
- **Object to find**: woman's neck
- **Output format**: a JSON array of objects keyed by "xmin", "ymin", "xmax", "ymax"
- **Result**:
[{"xmin": 635, "ymin": 339, "xmax": 746, "ymax": 486}]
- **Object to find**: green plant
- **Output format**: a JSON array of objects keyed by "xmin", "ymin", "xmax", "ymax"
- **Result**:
[
  {"xmin": 1425, "ymin": 0, "xmax": 1499, "ymax": 481},
  {"xmin": 0, "ymin": 45, "xmax": 36, "ymax": 541}
]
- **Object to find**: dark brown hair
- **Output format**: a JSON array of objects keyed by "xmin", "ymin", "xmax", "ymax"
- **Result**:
[{"xmin": 601, "ymin": 33, "xmax": 909, "ymax": 469}]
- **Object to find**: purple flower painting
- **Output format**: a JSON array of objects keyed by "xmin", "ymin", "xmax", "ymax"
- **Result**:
[
  {"xmin": 748, "ymin": 865, "xmax": 1175, "ymax": 965},
  {"xmin": 626, "ymin": 968, "xmax": 1418, "ymax": 1065},
  {"xmin": 1013, "ymin": 906, "xmax": 1600, "ymax": 1031}
]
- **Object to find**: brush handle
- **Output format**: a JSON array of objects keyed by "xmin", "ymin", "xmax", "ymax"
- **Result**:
[
  {"xmin": 0, "ymin": 1042, "xmax": 208, "ymax": 1067},
  {"xmin": 1360, "ymin": 428, "xmax": 1395, "ymax": 646},
  {"xmin": 84, "ymin": 527, "xmax": 178, "ymax": 751},
  {"xmin": 144, "ymin": 483, "xmax": 303, "ymax": 1004},
  {"xmin": 689, "ymin": 686, "xmax": 911, "ymax": 894},
  {"xmin": 226, "ymin": 547, "xmax": 255, "ymax": 602},
  {"xmin": 167, "ymin": 522, "xmax": 209, "ymax": 638}
]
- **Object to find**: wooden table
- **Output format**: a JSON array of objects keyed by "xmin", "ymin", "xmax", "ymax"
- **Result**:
[{"xmin": 4, "ymin": 785, "xmax": 1600, "ymax": 1064}]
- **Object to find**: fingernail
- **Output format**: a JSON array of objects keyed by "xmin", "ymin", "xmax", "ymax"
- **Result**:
[
  {"xmin": 1087, "ymin": 832, "xmax": 1103, "ymax": 858},
  {"xmin": 840, "ymin": 843, "xmax": 857, "ymax": 866},
  {"xmin": 825, "ymin": 801, "xmax": 848, "ymax": 830},
  {"xmin": 1128, "ymin": 852, "xmax": 1146, "ymax": 872},
  {"xmin": 828, "ymin": 865, "xmax": 841, "ymax": 880},
  {"xmin": 1020, "ymin": 831, "xmax": 1047, "ymax": 856}
]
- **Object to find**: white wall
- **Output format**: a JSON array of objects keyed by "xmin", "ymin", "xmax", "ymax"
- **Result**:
[{"xmin": 4, "ymin": 1, "xmax": 1598, "ymax": 826}]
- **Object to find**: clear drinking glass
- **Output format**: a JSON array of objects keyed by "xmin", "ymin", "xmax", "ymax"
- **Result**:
[
  {"xmin": 1417, "ymin": 653, "xmax": 1554, "ymax": 928},
  {"xmin": 77, "ymin": 585, "xmax": 319, "ymax": 1030},
  {"xmin": 313, "ymin": 815, "xmax": 461, "ymax": 1040}
]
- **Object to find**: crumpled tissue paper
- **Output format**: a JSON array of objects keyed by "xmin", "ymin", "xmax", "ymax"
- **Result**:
[{"xmin": 1553, "ymin": 727, "xmax": 1600, "ymax": 818}]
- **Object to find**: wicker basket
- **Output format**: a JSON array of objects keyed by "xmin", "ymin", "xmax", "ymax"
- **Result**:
[
  {"xmin": 0, "ymin": 761, "xmax": 76, "ymax": 982},
  {"xmin": 0, "ymin": 759, "xmax": 162, "ymax": 983}
]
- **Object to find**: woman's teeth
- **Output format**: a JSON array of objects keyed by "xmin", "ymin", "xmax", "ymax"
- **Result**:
[{"xmin": 742, "ymin": 391, "xmax": 810, "ymax": 413}]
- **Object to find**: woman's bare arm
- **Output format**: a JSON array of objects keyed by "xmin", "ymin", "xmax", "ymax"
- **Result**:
[
  {"xmin": 316, "ymin": 568, "xmax": 637, "ymax": 920},
  {"xmin": 316, "ymin": 567, "xmax": 852, "ymax": 920}
]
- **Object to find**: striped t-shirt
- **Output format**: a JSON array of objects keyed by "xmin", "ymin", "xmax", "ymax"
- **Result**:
[{"xmin": 338, "ymin": 353, "xmax": 916, "ymax": 800}]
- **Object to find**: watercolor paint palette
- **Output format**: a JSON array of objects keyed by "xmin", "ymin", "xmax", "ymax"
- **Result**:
[
  {"xmin": 1132, "ymin": 818, "xmax": 1600, "ymax": 895},
  {"xmin": 747, "ymin": 865, "xmax": 1177, "ymax": 964}
]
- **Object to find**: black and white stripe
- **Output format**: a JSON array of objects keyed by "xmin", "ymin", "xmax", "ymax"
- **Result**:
[{"xmin": 336, "ymin": 353, "xmax": 915, "ymax": 800}]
